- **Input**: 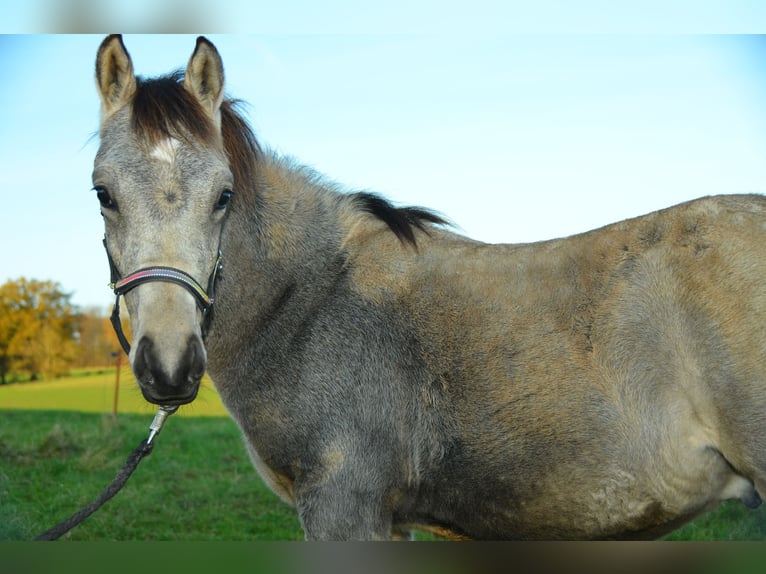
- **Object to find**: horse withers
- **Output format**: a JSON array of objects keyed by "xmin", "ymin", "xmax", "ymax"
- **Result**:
[{"xmin": 93, "ymin": 34, "xmax": 765, "ymax": 539}]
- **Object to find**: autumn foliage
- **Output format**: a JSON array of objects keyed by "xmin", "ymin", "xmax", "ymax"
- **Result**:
[{"xmin": 0, "ymin": 278, "xmax": 125, "ymax": 383}]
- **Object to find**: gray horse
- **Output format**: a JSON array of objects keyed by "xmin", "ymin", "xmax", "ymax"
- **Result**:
[{"xmin": 93, "ymin": 34, "xmax": 765, "ymax": 540}]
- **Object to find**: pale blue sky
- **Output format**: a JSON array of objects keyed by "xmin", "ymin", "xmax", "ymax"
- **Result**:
[{"xmin": 1, "ymin": 34, "xmax": 766, "ymax": 309}]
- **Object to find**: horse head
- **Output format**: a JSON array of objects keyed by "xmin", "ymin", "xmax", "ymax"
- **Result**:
[{"xmin": 93, "ymin": 35, "xmax": 233, "ymax": 406}]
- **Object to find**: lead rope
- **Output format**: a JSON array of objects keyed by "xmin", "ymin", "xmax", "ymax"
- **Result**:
[{"xmin": 34, "ymin": 406, "xmax": 177, "ymax": 541}]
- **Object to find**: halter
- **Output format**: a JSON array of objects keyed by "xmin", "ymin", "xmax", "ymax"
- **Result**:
[{"xmin": 104, "ymin": 238, "xmax": 223, "ymax": 355}]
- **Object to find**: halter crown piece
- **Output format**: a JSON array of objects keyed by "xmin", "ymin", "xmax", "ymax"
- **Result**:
[{"xmin": 103, "ymin": 238, "xmax": 223, "ymax": 355}]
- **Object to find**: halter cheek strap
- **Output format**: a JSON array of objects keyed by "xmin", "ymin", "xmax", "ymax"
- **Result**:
[{"xmin": 104, "ymin": 238, "xmax": 222, "ymax": 355}]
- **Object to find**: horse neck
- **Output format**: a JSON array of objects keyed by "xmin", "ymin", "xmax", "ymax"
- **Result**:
[
  {"xmin": 215, "ymin": 154, "xmax": 348, "ymax": 327},
  {"xmin": 251, "ymin": 154, "xmax": 346, "ymax": 262}
]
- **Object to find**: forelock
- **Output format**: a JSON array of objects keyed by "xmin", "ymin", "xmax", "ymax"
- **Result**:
[{"xmin": 130, "ymin": 72, "xmax": 217, "ymax": 148}]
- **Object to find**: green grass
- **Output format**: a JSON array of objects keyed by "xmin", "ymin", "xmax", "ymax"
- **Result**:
[
  {"xmin": 664, "ymin": 499, "xmax": 766, "ymax": 540},
  {"xmin": 0, "ymin": 409, "xmax": 303, "ymax": 541},
  {"xmin": 0, "ymin": 367, "xmax": 227, "ymax": 417}
]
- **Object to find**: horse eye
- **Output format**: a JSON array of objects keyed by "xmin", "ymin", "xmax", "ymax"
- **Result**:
[
  {"xmin": 94, "ymin": 186, "xmax": 116, "ymax": 210},
  {"xmin": 215, "ymin": 189, "xmax": 233, "ymax": 211}
]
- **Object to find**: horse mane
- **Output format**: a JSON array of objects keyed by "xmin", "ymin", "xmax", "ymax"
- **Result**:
[
  {"xmin": 351, "ymin": 192, "xmax": 449, "ymax": 247},
  {"xmin": 131, "ymin": 73, "xmax": 446, "ymax": 246}
]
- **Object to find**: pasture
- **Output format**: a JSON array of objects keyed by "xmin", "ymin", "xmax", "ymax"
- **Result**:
[
  {"xmin": 1, "ymin": 372, "xmax": 766, "ymax": 540},
  {"xmin": 0, "ymin": 368, "xmax": 228, "ymax": 417}
]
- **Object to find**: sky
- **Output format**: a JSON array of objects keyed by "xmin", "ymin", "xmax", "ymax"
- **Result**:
[{"xmin": 1, "ymin": 31, "xmax": 766, "ymax": 310}]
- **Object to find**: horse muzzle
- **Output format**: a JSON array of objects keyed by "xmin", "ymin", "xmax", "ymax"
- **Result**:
[{"xmin": 132, "ymin": 334, "xmax": 206, "ymax": 405}]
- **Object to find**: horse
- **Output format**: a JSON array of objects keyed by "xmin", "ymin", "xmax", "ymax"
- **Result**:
[{"xmin": 92, "ymin": 34, "xmax": 766, "ymax": 540}]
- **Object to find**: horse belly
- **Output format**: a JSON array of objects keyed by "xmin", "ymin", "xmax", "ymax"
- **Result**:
[
  {"xmin": 409, "ymin": 408, "xmax": 757, "ymax": 540},
  {"xmin": 515, "ymin": 433, "xmax": 757, "ymax": 538}
]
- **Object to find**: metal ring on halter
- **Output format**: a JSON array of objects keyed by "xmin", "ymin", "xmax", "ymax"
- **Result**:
[{"xmin": 103, "ymin": 238, "xmax": 223, "ymax": 355}]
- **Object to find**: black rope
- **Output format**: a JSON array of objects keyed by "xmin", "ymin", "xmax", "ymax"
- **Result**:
[{"xmin": 34, "ymin": 438, "xmax": 154, "ymax": 541}]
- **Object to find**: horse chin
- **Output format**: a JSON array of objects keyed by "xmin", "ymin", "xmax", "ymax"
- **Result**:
[{"xmin": 139, "ymin": 380, "xmax": 201, "ymax": 406}]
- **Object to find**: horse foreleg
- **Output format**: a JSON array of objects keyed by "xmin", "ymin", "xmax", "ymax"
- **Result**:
[{"xmin": 294, "ymin": 466, "xmax": 396, "ymax": 540}]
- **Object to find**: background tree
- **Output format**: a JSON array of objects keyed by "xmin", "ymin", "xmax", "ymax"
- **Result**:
[
  {"xmin": 0, "ymin": 281, "xmax": 22, "ymax": 383},
  {"xmin": 74, "ymin": 306, "xmax": 125, "ymax": 368},
  {"xmin": 0, "ymin": 278, "xmax": 79, "ymax": 382}
]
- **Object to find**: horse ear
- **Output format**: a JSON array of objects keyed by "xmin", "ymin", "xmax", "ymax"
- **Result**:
[
  {"xmin": 95, "ymin": 34, "xmax": 137, "ymax": 120},
  {"xmin": 184, "ymin": 37, "xmax": 225, "ymax": 128}
]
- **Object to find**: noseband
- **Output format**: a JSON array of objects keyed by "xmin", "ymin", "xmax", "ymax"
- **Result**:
[{"xmin": 104, "ymin": 238, "xmax": 222, "ymax": 355}]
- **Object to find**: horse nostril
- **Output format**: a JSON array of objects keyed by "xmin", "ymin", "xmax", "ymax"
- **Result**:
[
  {"xmin": 132, "ymin": 336, "xmax": 155, "ymax": 384},
  {"xmin": 185, "ymin": 336, "xmax": 207, "ymax": 383}
]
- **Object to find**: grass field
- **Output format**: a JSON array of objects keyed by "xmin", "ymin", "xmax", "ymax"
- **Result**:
[
  {"xmin": 2, "ymin": 372, "xmax": 766, "ymax": 541},
  {"xmin": 0, "ymin": 409, "xmax": 304, "ymax": 540},
  {"xmin": 0, "ymin": 367, "xmax": 228, "ymax": 417},
  {"xmin": 0, "ymin": 370, "xmax": 304, "ymax": 540}
]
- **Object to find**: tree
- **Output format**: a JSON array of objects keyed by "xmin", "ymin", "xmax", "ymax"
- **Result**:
[
  {"xmin": 74, "ymin": 306, "xmax": 125, "ymax": 368},
  {"xmin": 0, "ymin": 278, "xmax": 79, "ymax": 382}
]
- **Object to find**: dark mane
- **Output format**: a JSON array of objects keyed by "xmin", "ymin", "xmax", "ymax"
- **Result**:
[
  {"xmin": 131, "ymin": 72, "xmax": 262, "ymax": 207},
  {"xmin": 351, "ymin": 192, "xmax": 449, "ymax": 247}
]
